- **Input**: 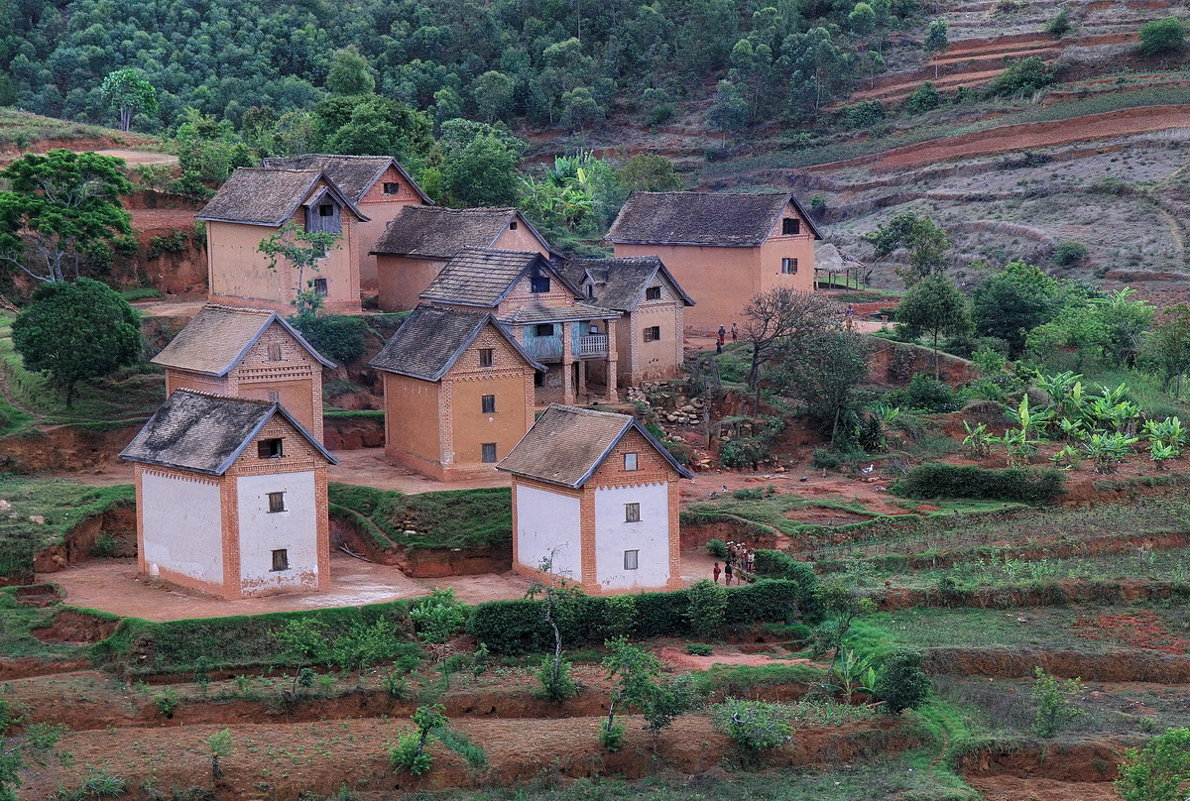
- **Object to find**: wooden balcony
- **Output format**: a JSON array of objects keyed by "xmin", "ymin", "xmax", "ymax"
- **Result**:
[
  {"xmin": 575, "ymin": 334, "xmax": 608, "ymax": 358},
  {"xmin": 523, "ymin": 334, "xmax": 609, "ymax": 361}
]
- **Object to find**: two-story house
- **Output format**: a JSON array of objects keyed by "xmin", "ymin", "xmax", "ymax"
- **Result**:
[
  {"xmin": 369, "ymin": 305, "xmax": 544, "ymax": 481},
  {"xmin": 498, "ymin": 404, "xmax": 692, "ymax": 594},
  {"xmin": 565, "ymin": 256, "xmax": 695, "ymax": 388},
  {"xmin": 371, "ymin": 206, "xmax": 555, "ymax": 312},
  {"xmin": 121, "ymin": 389, "xmax": 337, "ymax": 600},
  {"xmin": 197, "ymin": 167, "xmax": 368, "ymax": 314},
  {"xmin": 606, "ymin": 191, "xmax": 822, "ymax": 331},
  {"xmin": 262, "ymin": 154, "xmax": 431, "ymax": 292},
  {"xmin": 150, "ymin": 304, "xmax": 334, "ymax": 442},
  {"xmin": 420, "ymin": 249, "xmax": 621, "ymax": 405}
]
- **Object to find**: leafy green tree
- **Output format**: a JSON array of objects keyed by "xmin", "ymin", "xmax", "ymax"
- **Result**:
[
  {"xmin": 861, "ymin": 211, "xmax": 951, "ymax": 284},
  {"xmin": 257, "ymin": 222, "xmax": 342, "ymax": 317},
  {"xmin": 775, "ymin": 329, "xmax": 871, "ymax": 443},
  {"xmin": 1092, "ymin": 288, "xmax": 1155, "ymax": 367},
  {"xmin": 170, "ymin": 109, "xmax": 254, "ymax": 197},
  {"xmin": 1032, "ymin": 667, "xmax": 1084, "ymax": 737},
  {"xmin": 906, "ymin": 81, "xmax": 943, "ymax": 113},
  {"xmin": 561, "ymin": 86, "xmax": 605, "ymax": 131},
  {"xmin": 988, "ymin": 56, "xmax": 1055, "ymax": 96},
  {"xmin": 1147, "ymin": 305, "xmax": 1190, "ymax": 396},
  {"xmin": 1138, "ymin": 17, "xmax": 1186, "ymax": 56},
  {"xmin": 12, "ymin": 277, "xmax": 141, "ymax": 406},
  {"xmin": 971, "ymin": 261, "xmax": 1062, "ymax": 357},
  {"xmin": 206, "ymin": 729, "xmax": 233, "ymax": 782},
  {"xmin": 99, "ymin": 68, "xmax": 158, "ymax": 131},
  {"xmin": 742, "ymin": 288, "xmax": 839, "ymax": 411},
  {"xmin": 472, "ymin": 71, "xmax": 516, "ymax": 124},
  {"xmin": 814, "ymin": 580, "xmax": 878, "ymax": 668},
  {"xmin": 526, "ymin": 552, "xmax": 584, "ymax": 702},
  {"xmin": 325, "ymin": 46, "xmax": 375, "ymax": 96},
  {"xmin": 711, "ymin": 700, "xmax": 792, "ymax": 756},
  {"xmin": 323, "ymin": 96, "xmax": 434, "ymax": 170},
  {"xmin": 707, "ymin": 79, "xmax": 750, "ymax": 134},
  {"xmin": 896, "ymin": 273, "xmax": 972, "ymax": 378},
  {"xmin": 849, "ymin": 3, "xmax": 877, "ymax": 36},
  {"xmin": 923, "ymin": 19, "xmax": 948, "ymax": 52},
  {"xmin": 0, "ymin": 149, "xmax": 132, "ymax": 283},
  {"xmin": 601, "ymin": 637, "xmax": 662, "ymax": 751},
  {"xmin": 390, "ymin": 705, "xmax": 448, "ymax": 776},
  {"xmin": 441, "ymin": 131, "xmax": 521, "ymax": 208},
  {"xmin": 872, "ymin": 649, "xmax": 931, "ymax": 714},
  {"xmin": 410, "ymin": 588, "xmax": 468, "ymax": 644},
  {"xmin": 1115, "ymin": 727, "xmax": 1190, "ymax": 801},
  {"xmin": 686, "ymin": 579, "xmax": 727, "ymax": 638},
  {"xmin": 618, "ymin": 154, "xmax": 682, "ymax": 192}
]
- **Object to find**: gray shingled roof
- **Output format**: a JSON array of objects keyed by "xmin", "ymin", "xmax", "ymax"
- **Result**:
[
  {"xmin": 372, "ymin": 206, "xmax": 524, "ymax": 259},
  {"xmin": 369, "ymin": 305, "xmax": 544, "ymax": 381},
  {"xmin": 261, "ymin": 154, "xmax": 430, "ymax": 203},
  {"xmin": 497, "ymin": 404, "xmax": 693, "ymax": 488},
  {"xmin": 566, "ymin": 256, "xmax": 695, "ymax": 311},
  {"xmin": 120, "ymin": 389, "xmax": 335, "ymax": 475},
  {"xmin": 196, "ymin": 168, "xmax": 369, "ymax": 226},
  {"xmin": 151, "ymin": 304, "xmax": 334, "ymax": 375},
  {"xmin": 500, "ymin": 302, "xmax": 619, "ymax": 324},
  {"xmin": 420, "ymin": 248, "xmax": 579, "ymax": 308},
  {"xmin": 606, "ymin": 191, "xmax": 822, "ymax": 247}
]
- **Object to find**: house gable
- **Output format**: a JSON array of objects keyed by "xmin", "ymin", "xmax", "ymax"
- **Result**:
[{"xmin": 588, "ymin": 427, "xmax": 682, "ymax": 488}]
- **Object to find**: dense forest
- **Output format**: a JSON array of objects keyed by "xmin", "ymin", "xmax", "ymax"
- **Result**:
[{"xmin": 1, "ymin": 0, "xmax": 924, "ymax": 133}]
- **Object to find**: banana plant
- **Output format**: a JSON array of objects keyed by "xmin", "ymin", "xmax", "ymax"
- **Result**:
[
  {"xmin": 817, "ymin": 649, "xmax": 878, "ymax": 704},
  {"xmin": 1142, "ymin": 416, "xmax": 1186, "ymax": 451},
  {"xmin": 961, "ymin": 420, "xmax": 992, "ymax": 458},
  {"xmin": 1005, "ymin": 395, "xmax": 1050, "ymax": 438},
  {"xmin": 1081, "ymin": 431, "xmax": 1139, "ymax": 474},
  {"xmin": 1150, "ymin": 441, "xmax": 1178, "ymax": 470},
  {"xmin": 1049, "ymin": 444, "xmax": 1082, "ymax": 470},
  {"xmin": 1056, "ymin": 417, "xmax": 1085, "ymax": 441}
]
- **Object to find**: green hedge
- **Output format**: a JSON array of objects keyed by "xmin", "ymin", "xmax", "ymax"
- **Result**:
[
  {"xmin": 889, "ymin": 464, "xmax": 1065, "ymax": 504},
  {"xmin": 751, "ymin": 550, "xmax": 824, "ymax": 622},
  {"xmin": 91, "ymin": 599, "xmax": 416, "ymax": 676},
  {"xmin": 469, "ymin": 580, "xmax": 808, "ymax": 655}
]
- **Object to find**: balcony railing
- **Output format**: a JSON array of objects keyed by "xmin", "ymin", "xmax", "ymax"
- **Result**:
[{"xmin": 575, "ymin": 333, "xmax": 608, "ymax": 357}]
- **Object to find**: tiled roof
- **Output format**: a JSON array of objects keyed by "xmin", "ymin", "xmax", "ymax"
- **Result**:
[
  {"xmin": 497, "ymin": 404, "xmax": 693, "ymax": 488},
  {"xmin": 606, "ymin": 191, "xmax": 822, "ymax": 246},
  {"xmin": 500, "ymin": 302, "xmax": 619, "ymax": 324},
  {"xmin": 196, "ymin": 167, "xmax": 368, "ymax": 226},
  {"xmin": 566, "ymin": 256, "xmax": 695, "ymax": 311},
  {"xmin": 372, "ymin": 206, "xmax": 526, "ymax": 259},
  {"xmin": 120, "ymin": 389, "xmax": 335, "ymax": 475},
  {"xmin": 151, "ymin": 304, "xmax": 334, "ymax": 376},
  {"xmin": 369, "ymin": 305, "xmax": 544, "ymax": 381},
  {"xmin": 262, "ymin": 154, "xmax": 430, "ymax": 203},
  {"xmin": 420, "ymin": 248, "xmax": 576, "ymax": 308}
]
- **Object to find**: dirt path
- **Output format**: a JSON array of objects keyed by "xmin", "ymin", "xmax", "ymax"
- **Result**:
[
  {"xmin": 812, "ymin": 106, "xmax": 1190, "ymax": 173},
  {"xmin": 94, "ymin": 148, "xmax": 177, "ymax": 166}
]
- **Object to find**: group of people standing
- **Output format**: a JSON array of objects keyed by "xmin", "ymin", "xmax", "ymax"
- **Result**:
[
  {"xmin": 715, "ymin": 321, "xmax": 739, "ymax": 354},
  {"xmin": 711, "ymin": 541, "xmax": 755, "ymax": 586}
]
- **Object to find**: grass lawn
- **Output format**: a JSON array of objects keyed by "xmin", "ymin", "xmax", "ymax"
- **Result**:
[
  {"xmin": 0, "ymin": 478, "xmax": 134, "ymax": 578},
  {"xmin": 328, "ymin": 483, "xmax": 511, "ymax": 551}
]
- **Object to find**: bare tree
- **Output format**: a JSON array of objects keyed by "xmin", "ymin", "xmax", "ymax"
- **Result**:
[{"xmin": 742, "ymin": 288, "xmax": 839, "ymax": 411}]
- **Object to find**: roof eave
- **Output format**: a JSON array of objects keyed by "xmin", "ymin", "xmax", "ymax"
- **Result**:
[{"xmin": 605, "ymin": 237, "xmax": 764, "ymax": 248}]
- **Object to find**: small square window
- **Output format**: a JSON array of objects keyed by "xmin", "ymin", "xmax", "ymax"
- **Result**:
[
  {"xmin": 319, "ymin": 204, "xmax": 334, "ymax": 217},
  {"xmin": 781, "ymin": 258, "xmax": 798, "ymax": 275},
  {"xmin": 267, "ymin": 492, "xmax": 286, "ymax": 514},
  {"xmin": 782, "ymin": 218, "xmax": 800, "ymax": 235},
  {"xmin": 645, "ymin": 286, "xmax": 661, "ymax": 301},
  {"xmin": 509, "ymin": 220, "xmax": 518, "ymax": 230},
  {"xmin": 313, "ymin": 277, "xmax": 328, "ymax": 295},
  {"xmin": 271, "ymin": 548, "xmax": 289, "ymax": 571},
  {"xmin": 258, "ymin": 438, "xmax": 283, "ymax": 459},
  {"xmin": 530, "ymin": 275, "xmax": 550, "ymax": 293},
  {"xmin": 624, "ymin": 453, "xmax": 638, "ymax": 471},
  {"xmin": 535, "ymin": 323, "xmax": 555, "ymax": 337},
  {"xmin": 479, "ymin": 348, "xmax": 494, "ymax": 367},
  {"xmin": 643, "ymin": 326, "xmax": 661, "ymax": 342},
  {"xmin": 482, "ymin": 394, "xmax": 496, "ymax": 414},
  {"xmin": 267, "ymin": 342, "xmax": 283, "ymax": 361},
  {"xmin": 624, "ymin": 549, "xmax": 639, "ymax": 570},
  {"xmin": 268, "ymin": 390, "xmax": 280, "ymax": 403},
  {"xmin": 383, "ymin": 182, "xmax": 400, "ymax": 194},
  {"xmin": 625, "ymin": 502, "xmax": 640, "ymax": 523},
  {"xmin": 481, "ymin": 443, "xmax": 498, "ymax": 463}
]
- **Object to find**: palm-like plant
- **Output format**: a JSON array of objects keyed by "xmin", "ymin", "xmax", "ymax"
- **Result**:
[
  {"xmin": 1081, "ymin": 431, "xmax": 1139, "ymax": 474},
  {"xmin": 818, "ymin": 649, "xmax": 878, "ymax": 704},
  {"xmin": 1149, "ymin": 441, "xmax": 1178, "ymax": 470},
  {"xmin": 961, "ymin": 420, "xmax": 992, "ymax": 458}
]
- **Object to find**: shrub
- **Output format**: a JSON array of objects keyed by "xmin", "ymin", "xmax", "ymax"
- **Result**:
[
  {"xmin": 872, "ymin": 649, "xmax": 931, "ymax": 714},
  {"xmin": 686, "ymin": 579, "xmax": 727, "ymax": 638},
  {"xmin": 885, "ymin": 373, "xmax": 957, "ymax": 412},
  {"xmin": 988, "ymin": 56, "xmax": 1055, "ymax": 96},
  {"xmin": 889, "ymin": 463, "xmax": 1065, "ymax": 504},
  {"xmin": 536, "ymin": 656, "xmax": 578, "ymax": 700},
  {"xmin": 1138, "ymin": 17, "xmax": 1186, "ymax": 55},
  {"xmin": 720, "ymin": 436, "xmax": 768, "ymax": 468},
  {"xmin": 1114, "ymin": 726, "xmax": 1190, "ymax": 801},
  {"xmin": 705, "ymin": 538, "xmax": 729, "ymax": 559},
  {"xmin": 750, "ymin": 551, "xmax": 823, "ymax": 622},
  {"xmin": 287, "ymin": 314, "xmax": 369, "ymax": 365},
  {"xmin": 390, "ymin": 731, "xmax": 432, "ymax": 776},
  {"xmin": 1046, "ymin": 7, "xmax": 1072, "ymax": 37},
  {"xmin": 1052, "ymin": 241, "xmax": 1088, "ymax": 267},
  {"xmin": 686, "ymin": 642, "xmax": 713, "ymax": 656},
  {"xmin": 1032, "ymin": 666, "xmax": 1084, "ymax": 737},
  {"xmin": 907, "ymin": 82, "xmax": 943, "ymax": 114},
  {"xmin": 843, "ymin": 100, "xmax": 886, "ymax": 129},
  {"xmin": 711, "ymin": 700, "xmax": 791, "ymax": 754},
  {"xmin": 811, "ymin": 448, "xmax": 841, "ymax": 470}
]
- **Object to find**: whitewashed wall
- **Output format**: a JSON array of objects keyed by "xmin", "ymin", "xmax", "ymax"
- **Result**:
[
  {"xmin": 593, "ymin": 482, "xmax": 670, "ymax": 590},
  {"xmin": 236, "ymin": 471, "xmax": 319, "ymax": 593},
  {"xmin": 516, "ymin": 484, "xmax": 581, "ymax": 581},
  {"xmin": 142, "ymin": 472, "xmax": 223, "ymax": 584}
]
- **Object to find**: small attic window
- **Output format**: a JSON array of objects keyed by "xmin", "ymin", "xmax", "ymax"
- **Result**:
[
  {"xmin": 319, "ymin": 204, "xmax": 334, "ymax": 217},
  {"xmin": 782, "ymin": 218, "xmax": 800, "ymax": 235},
  {"xmin": 258, "ymin": 438, "xmax": 283, "ymax": 459},
  {"xmin": 267, "ymin": 342, "xmax": 283, "ymax": 361},
  {"xmin": 383, "ymin": 182, "xmax": 400, "ymax": 194},
  {"xmin": 587, "ymin": 284, "xmax": 594, "ymax": 298},
  {"xmin": 645, "ymin": 286, "xmax": 661, "ymax": 301},
  {"xmin": 530, "ymin": 275, "xmax": 550, "ymax": 294},
  {"xmin": 509, "ymin": 220, "xmax": 518, "ymax": 230}
]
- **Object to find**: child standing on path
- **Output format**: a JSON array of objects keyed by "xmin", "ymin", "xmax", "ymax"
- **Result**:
[
  {"xmin": 724, "ymin": 560, "xmax": 733, "ymax": 586},
  {"xmin": 712, "ymin": 562, "xmax": 722, "ymax": 583}
]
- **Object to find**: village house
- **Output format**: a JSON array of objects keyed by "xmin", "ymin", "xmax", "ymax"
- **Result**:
[
  {"xmin": 498, "ymin": 404, "xmax": 692, "ymax": 594},
  {"xmin": 371, "ymin": 206, "xmax": 555, "ymax": 312},
  {"xmin": 262, "ymin": 154, "xmax": 431, "ymax": 292},
  {"xmin": 565, "ymin": 256, "xmax": 695, "ymax": 387},
  {"xmin": 369, "ymin": 305, "xmax": 544, "ymax": 481},
  {"xmin": 606, "ymin": 191, "xmax": 823, "ymax": 331},
  {"xmin": 197, "ymin": 167, "xmax": 368, "ymax": 314},
  {"xmin": 120, "ymin": 389, "xmax": 336, "ymax": 600},
  {"xmin": 420, "ymin": 248, "xmax": 621, "ymax": 405},
  {"xmin": 150, "ymin": 304, "xmax": 334, "ymax": 442}
]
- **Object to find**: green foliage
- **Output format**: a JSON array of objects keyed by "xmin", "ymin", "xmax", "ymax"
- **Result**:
[
  {"xmin": 328, "ymin": 483, "xmax": 511, "ymax": 552},
  {"xmin": 872, "ymin": 649, "xmax": 931, "ymax": 714},
  {"xmin": 705, "ymin": 539, "xmax": 729, "ymax": 559},
  {"xmin": 409, "ymin": 588, "xmax": 468, "ymax": 644},
  {"xmin": 390, "ymin": 705, "xmax": 448, "ymax": 776},
  {"xmin": 438, "ymin": 120, "xmax": 523, "ymax": 208},
  {"xmin": 862, "ymin": 212, "xmax": 951, "ymax": 285},
  {"xmin": 1147, "ymin": 304, "xmax": 1190, "ymax": 395},
  {"xmin": 686, "ymin": 579, "xmax": 727, "ymax": 638},
  {"xmin": 1081, "ymin": 431, "xmax": 1139, "ymax": 474},
  {"xmin": 0, "ymin": 150, "xmax": 133, "ymax": 282},
  {"xmin": 257, "ymin": 222, "xmax": 342, "ymax": 317},
  {"xmin": 99, "ymin": 68, "xmax": 158, "ymax": 131},
  {"xmin": 1032, "ymin": 667, "xmax": 1084, "ymax": 737},
  {"xmin": 535, "ymin": 656, "xmax": 578, "ymax": 701},
  {"xmin": 711, "ymin": 700, "xmax": 792, "ymax": 755},
  {"xmin": 325, "ymin": 47, "xmax": 375, "ymax": 96},
  {"xmin": 988, "ymin": 56, "xmax": 1055, "ymax": 96},
  {"xmin": 54, "ymin": 768, "xmax": 128, "ymax": 800},
  {"xmin": 618, "ymin": 154, "xmax": 682, "ymax": 192},
  {"xmin": 1052, "ymin": 241, "xmax": 1088, "ymax": 267},
  {"xmin": 1114, "ymin": 727, "xmax": 1190, "ymax": 801},
  {"xmin": 774, "ymin": 329, "xmax": 871, "ymax": 443},
  {"xmin": 686, "ymin": 642, "xmax": 713, "ymax": 656},
  {"xmin": 890, "ymin": 463, "xmax": 1065, "ymax": 504},
  {"xmin": 971, "ymin": 261, "xmax": 1064, "ymax": 358},
  {"xmin": 896, "ymin": 275, "xmax": 971, "ymax": 376},
  {"xmin": 170, "ymin": 109, "xmax": 254, "ymax": 197},
  {"xmin": 153, "ymin": 688, "xmax": 179, "ymax": 718},
  {"xmin": 320, "ymin": 95, "xmax": 433, "ymax": 168},
  {"xmin": 287, "ymin": 314, "xmax": 367, "ymax": 365},
  {"xmin": 1137, "ymin": 17, "xmax": 1186, "ymax": 56},
  {"xmin": 907, "ymin": 81, "xmax": 944, "ymax": 114},
  {"xmin": 843, "ymin": 100, "xmax": 886, "ymax": 129},
  {"xmin": 12, "ymin": 278, "xmax": 141, "ymax": 407},
  {"xmin": 750, "ymin": 550, "xmax": 823, "ymax": 622},
  {"xmin": 924, "ymin": 19, "xmax": 948, "ymax": 52},
  {"xmin": 1046, "ymin": 8, "xmax": 1073, "ymax": 37},
  {"xmin": 599, "ymin": 720, "xmax": 626, "ymax": 751}
]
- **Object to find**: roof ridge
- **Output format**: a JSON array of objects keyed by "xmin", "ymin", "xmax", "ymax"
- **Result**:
[
  {"xmin": 548, "ymin": 403, "xmax": 631, "ymax": 421},
  {"xmin": 634, "ymin": 190, "xmax": 790, "ymax": 197},
  {"xmin": 172, "ymin": 387, "xmax": 274, "ymax": 406},
  {"xmin": 201, "ymin": 303, "xmax": 275, "ymax": 316}
]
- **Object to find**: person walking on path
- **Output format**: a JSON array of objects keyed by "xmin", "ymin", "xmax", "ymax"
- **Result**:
[
  {"xmin": 731, "ymin": 321, "xmax": 739, "ymax": 341},
  {"xmin": 724, "ymin": 560, "xmax": 734, "ymax": 586},
  {"xmin": 712, "ymin": 562, "xmax": 722, "ymax": 583}
]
